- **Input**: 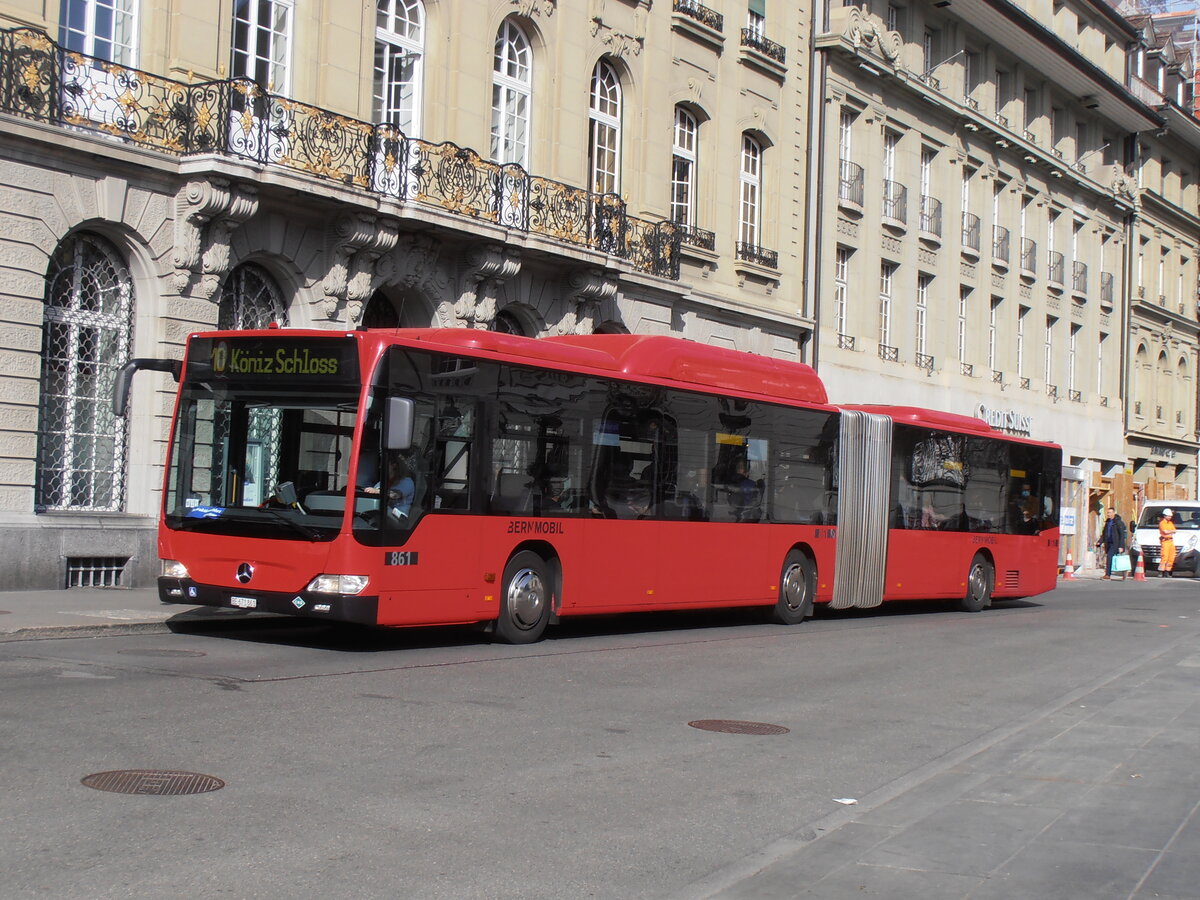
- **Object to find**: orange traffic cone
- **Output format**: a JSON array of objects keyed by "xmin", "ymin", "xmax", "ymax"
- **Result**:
[
  {"xmin": 1133, "ymin": 554, "xmax": 1146, "ymax": 582},
  {"xmin": 1062, "ymin": 551, "xmax": 1076, "ymax": 580}
]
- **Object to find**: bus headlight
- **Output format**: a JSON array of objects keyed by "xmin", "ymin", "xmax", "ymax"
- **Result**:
[
  {"xmin": 305, "ymin": 574, "xmax": 369, "ymax": 595},
  {"xmin": 161, "ymin": 559, "xmax": 189, "ymax": 579}
]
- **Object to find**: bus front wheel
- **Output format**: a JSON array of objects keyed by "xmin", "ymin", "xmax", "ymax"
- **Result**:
[
  {"xmin": 495, "ymin": 551, "xmax": 552, "ymax": 644},
  {"xmin": 773, "ymin": 550, "xmax": 814, "ymax": 625},
  {"xmin": 959, "ymin": 553, "xmax": 994, "ymax": 613}
]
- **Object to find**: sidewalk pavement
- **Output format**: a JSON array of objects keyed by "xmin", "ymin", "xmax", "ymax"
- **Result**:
[{"xmin": 0, "ymin": 585, "xmax": 270, "ymax": 641}]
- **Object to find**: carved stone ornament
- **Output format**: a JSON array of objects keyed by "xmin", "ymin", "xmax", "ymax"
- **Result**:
[
  {"xmin": 590, "ymin": 16, "xmax": 645, "ymax": 58},
  {"xmin": 831, "ymin": 6, "xmax": 902, "ymax": 65},
  {"xmin": 319, "ymin": 212, "xmax": 400, "ymax": 320},
  {"xmin": 558, "ymin": 267, "xmax": 618, "ymax": 335},
  {"xmin": 455, "ymin": 244, "xmax": 522, "ymax": 329},
  {"xmin": 172, "ymin": 178, "xmax": 259, "ymax": 298},
  {"xmin": 511, "ymin": 0, "xmax": 556, "ymax": 16}
]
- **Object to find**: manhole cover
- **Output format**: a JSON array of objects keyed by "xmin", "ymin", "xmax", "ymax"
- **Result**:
[
  {"xmin": 688, "ymin": 719, "xmax": 790, "ymax": 735},
  {"xmin": 81, "ymin": 770, "xmax": 225, "ymax": 795},
  {"xmin": 117, "ymin": 649, "xmax": 206, "ymax": 658}
]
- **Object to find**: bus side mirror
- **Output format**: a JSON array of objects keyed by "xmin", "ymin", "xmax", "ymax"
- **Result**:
[{"xmin": 385, "ymin": 397, "xmax": 415, "ymax": 450}]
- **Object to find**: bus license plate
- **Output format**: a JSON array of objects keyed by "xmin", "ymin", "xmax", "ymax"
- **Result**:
[{"xmin": 230, "ymin": 596, "xmax": 257, "ymax": 609}]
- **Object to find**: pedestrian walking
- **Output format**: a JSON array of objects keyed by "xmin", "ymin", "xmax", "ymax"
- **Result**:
[{"xmin": 1096, "ymin": 507, "xmax": 1129, "ymax": 580}]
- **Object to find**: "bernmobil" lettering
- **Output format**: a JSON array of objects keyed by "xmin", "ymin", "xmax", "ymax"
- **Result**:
[{"xmin": 506, "ymin": 520, "xmax": 565, "ymax": 535}]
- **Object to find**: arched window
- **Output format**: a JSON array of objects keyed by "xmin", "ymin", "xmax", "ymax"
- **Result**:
[
  {"xmin": 219, "ymin": 263, "xmax": 288, "ymax": 330},
  {"xmin": 671, "ymin": 106, "xmax": 698, "ymax": 226},
  {"xmin": 361, "ymin": 290, "xmax": 401, "ymax": 328},
  {"xmin": 492, "ymin": 20, "xmax": 532, "ymax": 167},
  {"xmin": 588, "ymin": 60, "xmax": 622, "ymax": 194},
  {"xmin": 36, "ymin": 233, "xmax": 134, "ymax": 511},
  {"xmin": 373, "ymin": 0, "xmax": 424, "ymax": 136},
  {"xmin": 492, "ymin": 309, "xmax": 526, "ymax": 335},
  {"xmin": 739, "ymin": 134, "xmax": 763, "ymax": 248}
]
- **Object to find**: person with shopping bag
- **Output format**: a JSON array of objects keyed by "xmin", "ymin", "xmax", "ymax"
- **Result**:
[{"xmin": 1097, "ymin": 507, "xmax": 1130, "ymax": 580}]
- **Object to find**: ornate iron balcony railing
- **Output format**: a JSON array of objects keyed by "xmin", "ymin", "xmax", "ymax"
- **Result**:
[
  {"xmin": 1019, "ymin": 376, "xmax": 1032, "ymax": 390},
  {"xmin": 838, "ymin": 159, "xmax": 864, "ymax": 207},
  {"xmin": 0, "ymin": 27, "xmax": 681, "ymax": 279},
  {"xmin": 960, "ymin": 362, "xmax": 974, "ymax": 377},
  {"xmin": 993, "ymin": 225, "xmax": 1010, "ymax": 263},
  {"xmin": 878, "ymin": 344, "xmax": 900, "ymax": 362},
  {"xmin": 1069, "ymin": 389, "xmax": 1082, "ymax": 403},
  {"xmin": 992, "ymin": 370, "xmax": 1004, "ymax": 385},
  {"xmin": 919, "ymin": 195, "xmax": 942, "ymax": 237},
  {"xmin": 838, "ymin": 334, "xmax": 856, "ymax": 350},
  {"xmin": 882, "ymin": 179, "xmax": 907, "ymax": 223},
  {"xmin": 678, "ymin": 224, "xmax": 716, "ymax": 251},
  {"xmin": 1072, "ymin": 260, "xmax": 1087, "ymax": 294},
  {"xmin": 735, "ymin": 242, "xmax": 778, "ymax": 268},
  {"xmin": 1047, "ymin": 384, "xmax": 1059, "ymax": 399},
  {"xmin": 740, "ymin": 28, "xmax": 786, "ymax": 63},
  {"xmin": 1047, "ymin": 251, "xmax": 1065, "ymax": 285},
  {"xmin": 915, "ymin": 352, "xmax": 934, "ymax": 370},
  {"xmin": 1099, "ymin": 395, "xmax": 1109, "ymax": 407},
  {"xmin": 1100, "ymin": 271, "xmax": 1114, "ymax": 306},
  {"xmin": 962, "ymin": 212, "xmax": 981, "ymax": 252},
  {"xmin": 672, "ymin": 0, "xmax": 723, "ymax": 31},
  {"xmin": 1021, "ymin": 238, "xmax": 1037, "ymax": 275}
]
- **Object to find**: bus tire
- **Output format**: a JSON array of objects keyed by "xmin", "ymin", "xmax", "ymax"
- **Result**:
[
  {"xmin": 773, "ymin": 550, "xmax": 814, "ymax": 625},
  {"xmin": 495, "ymin": 551, "xmax": 552, "ymax": 644},
  {"xmin": 959, "ymin": 553, "xmax": 993, "ymax": 613}
]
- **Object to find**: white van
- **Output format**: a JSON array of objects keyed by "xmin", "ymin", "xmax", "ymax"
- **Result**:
[{"xmin": 1132, "ymin": 502, "xmax": 1200, "ymax": 575}]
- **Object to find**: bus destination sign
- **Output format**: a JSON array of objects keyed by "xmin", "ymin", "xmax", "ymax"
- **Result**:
[{"xmin": 188, "ymin": 336, "xmax": 360, "ymax": 385}]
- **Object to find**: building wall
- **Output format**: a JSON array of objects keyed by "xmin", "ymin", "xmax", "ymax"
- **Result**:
[{"xmin": 0, "ymin": 0, "xmax": 813, "ymax": 590}]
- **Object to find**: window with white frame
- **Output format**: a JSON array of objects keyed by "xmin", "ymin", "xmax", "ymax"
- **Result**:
[
  {"xmin": 59, "ymin": 0, "xmax": 139, "ymax": 65},
  {"xmin": 492, "ymin": 19, "xmax": 532, "ymax": 167},
  {"xmin": 834, "ymin": 247, "xmax": 850, "ymax": 337},
  {"xmin": 588, "ymin": 60, "xmax": 622, "ymax": 194},
  {"xmin": 671, "ymin": 107, "xmax": 698, "ymax": 226},
  {"xmin": 920, "ymin": 147, "xmax": 933, "ymax": 197},
  {"xmin": 1045, "ymin": 315, "xmax": 1056, "ymax": 384},
  {"xmin": 839, "ymin": 108, "xmax": 853, "ymax": 161},
  {"xmin": 879, "ymin": 262, "xmax": 895, "ymax": 346},
  {"xmin": 958, "ymin": 287, "xmax": 970, "ymax": 363},
  {"xmin": 37, "ymin": 232, "xmax": 134, "ymax": 512},
  {"xmin": 739, "ymin": 134, "xmax": 763, "ymax": 248},
  {"xmin": 916, "ymin": 274, "xmax": 930, "ymax": 357},
  {"xmin": 1017, "ymin": 305, "xmax": 1028, "ymax": 376},
  {"xmin": 747, "ymin": 0, "xmax": 766, "ymax": 36},
  {"xmin": 989, "ymin": 296, "xmax": 1001, "ymax": 371},
  {"xmin": 373, "ymin": 0, "xmax": 424, "ymax": 136},
  {"xmin": 232, "ymin": 0, "xmax": 293, "ymax": 91},
  {"xmin": 884, "ymin": 130, "xmax": 899, "ymax": 182},
  {"xmin": 1068, "ymin": 323, "xmax": 1079, "ymax": 390},
  {"xmin": 1097, "ymin": 332, "xmax": 1106, "ymax": 394}
]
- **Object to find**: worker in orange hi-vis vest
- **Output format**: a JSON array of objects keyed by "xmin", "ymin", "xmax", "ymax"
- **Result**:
[{"xmin": 1159, "ymin": 508, "xmax": 1177, "ymax": 577}]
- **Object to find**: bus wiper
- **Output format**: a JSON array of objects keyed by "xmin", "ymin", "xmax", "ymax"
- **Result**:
[{"xmin": 254, "ymin": 507, "xmax": 322, "ymax": 541}]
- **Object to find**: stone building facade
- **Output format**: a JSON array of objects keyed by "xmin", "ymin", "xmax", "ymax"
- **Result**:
[
  {"xmin": 0, "ymin": 0, "xmax": 812, "ymax": 589},
  {"xmin": 810, "ymin": 0, "xmax": 1200, "ymax": 563}
]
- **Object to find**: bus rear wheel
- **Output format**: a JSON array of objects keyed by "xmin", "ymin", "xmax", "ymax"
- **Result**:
[
  {"xmin": 773, "ymin": 550, "xmax": 814, "ymax": 625},
  {"xmin": 495, "ymin": 551, "xmax": 552, "ymax": 644},
  {"xmin": 959, "ymin": 553, "xmax": 994, "ymax": 613}
]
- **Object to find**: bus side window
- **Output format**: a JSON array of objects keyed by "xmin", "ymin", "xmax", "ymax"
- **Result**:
[{"xmin": 436, "ymin": 399, "xmax": 472, "ymax": 510}]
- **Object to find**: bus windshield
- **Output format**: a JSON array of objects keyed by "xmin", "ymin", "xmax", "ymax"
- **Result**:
[{"xmin": 164, "ymin": 382, "xmax": 362, "ymax": 542}]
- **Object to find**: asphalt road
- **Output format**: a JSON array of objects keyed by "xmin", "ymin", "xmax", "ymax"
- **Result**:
[{"xmin": 2, "ymin": 578, "xmax": 1198, "ymax": 899}]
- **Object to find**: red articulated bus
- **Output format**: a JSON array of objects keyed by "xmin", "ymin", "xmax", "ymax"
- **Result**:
[{"xmin": 115, "ymin": 328, "xmax": 1060, "ymax": 643}]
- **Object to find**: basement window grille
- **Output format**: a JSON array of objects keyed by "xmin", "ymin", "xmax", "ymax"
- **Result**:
[{"xmin": 66, "ymin": 556, "xmax": 129, "ymax": 588}]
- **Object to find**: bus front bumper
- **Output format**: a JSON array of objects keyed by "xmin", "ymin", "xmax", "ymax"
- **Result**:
[{"xmin": 158, "ymin": 577, "xmax": 379, "ymax": 624}]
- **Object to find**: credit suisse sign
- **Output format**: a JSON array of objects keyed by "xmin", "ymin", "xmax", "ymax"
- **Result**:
[{"xmin": 976, "ymin": 404, "xmax": 1033, "ymax": 436}]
